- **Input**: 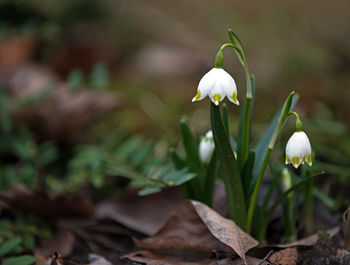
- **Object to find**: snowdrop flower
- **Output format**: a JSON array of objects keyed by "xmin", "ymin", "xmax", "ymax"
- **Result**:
[
  {"xmin": 192, "ymin": 68, "xmax": 239, "ymax": 106},
  {"xmin": 199, "ymin": 130, "xmax": 215, "ymax": 163},
  {"xmin": 285, "ymin": 131, "xmax": 312, "ymax": 168}
]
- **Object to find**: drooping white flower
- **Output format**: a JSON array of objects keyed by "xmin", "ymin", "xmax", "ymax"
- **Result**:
[
  {"xmin": 199, "ymin": 130, "xmax": 215, "ymax": 163},
  {"xmin": 192, "ymin": 68, "xmax": 239, "ymax": 106},
  {"xmin": 285, "ymin": 131, "xmax": 312, "ymax": 168}
]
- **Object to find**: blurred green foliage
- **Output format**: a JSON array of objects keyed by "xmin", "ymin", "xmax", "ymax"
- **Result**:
[
  {"xmin": 0, "ymin": 88, "xmax": 57, "ymax": 190},
  {"xmin": 48, "ymin": 132, "xmax": 195, "ymax": 196}
]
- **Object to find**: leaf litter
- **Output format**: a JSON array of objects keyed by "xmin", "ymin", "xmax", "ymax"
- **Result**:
[{"xmin": 0, "ymin": 183, "xmax": 346, "ymax": 265}]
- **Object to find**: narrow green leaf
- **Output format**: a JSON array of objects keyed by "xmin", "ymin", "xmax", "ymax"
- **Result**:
[
  {"xmin": 228, "ymin": 29, "xmax": 245, "ymax": 53},
  {"xmin": 180, "ymin": 118, "xmax": 199, "ymax": 171},
  {"xmin": 2, "ymin": 255, "xmax": 37, "ymax": 265},
  {"xmin": 242, "ymin": 151, "xmax": 255, "ymax": 200},
  {"xmin": 0, "ymin": 238, "xmax": 21, "ymax": 256},
  {"xmin": 129, "ymin": 140, "xmax": 154, "ymax": 167},
  {"xmin": 180, "ymin": 117, "xmax": 205, "ymax": 187},
  {"xmin": 138, "ymin": 186, "xmax": 162, "ymax": 196},
  {"xmin": 202, "ymin": 150, "xmax": 218, "ymax": 206},
  {"xmin": 170, "ymin": 149, "xmax": 186, "ymax": 169},
  {"xmin": 228, "ymin": 29, "xmax": 245, "ymax": 65},
  {"xmin": 222, "ymin": 103, "xmax": 229, "ymax": 135},
  {"xmin": 313, "ymin": 188, "xmax": 338, "ymax": 211},
  {"xmin": 210, "ymin": 103, "xmax": 246, "ymax": 229},
  {"xmin": 237, "ymin": 75, "xmax": 255, "ymax": 172}
]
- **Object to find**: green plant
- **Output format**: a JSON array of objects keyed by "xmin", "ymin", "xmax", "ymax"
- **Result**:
[
  {"xmin": 172, "ymin": 29, "xmax": 323, "ymax": 241},
  {"xmin": 0, "ymin": 87, "xmax": 58, "ymax": 190},
  {"xmin": 0, "ymin": 216, "xmax": 51, "ymax": 265},
  {"xmin": 47, "ymin": 131, "xmax": 195, "ymax": 196}
]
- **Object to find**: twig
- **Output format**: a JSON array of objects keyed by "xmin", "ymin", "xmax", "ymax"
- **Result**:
[{"xmin": 257, "ymin": 250, "xmax": 274, "ymax": 265}]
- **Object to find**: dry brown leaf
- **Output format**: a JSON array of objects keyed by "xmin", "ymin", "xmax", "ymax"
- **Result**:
[
  {"xmin": 134, "ymin": 200, "xmax": 233, "ymax": 253},
  {"xmin": 0, "ymin": 184, "xmax": 95, "ymax": 219},
  {"xmin": 191, "ymin": 200, "xmax": 258, "ymax": 260},
  {"xmin": 88, "ymin": 254, "xmax": 112, "ymax": 265},
  {"xmin": 123, "ymin": 251, "xmax": 268, "ymax": 265},
  {"xmin": 0, "ymin": 36, "xmax": 36, "ymax": 72},
  {"xmin": 268, "ymin": 248, "xmax": 298, "ymax": 265},
  {"xmin": 208, "ymin": 257, "xmax": 269, "ymax": 265},
  {"xmin": 274, "ymin": 227, "xmax": 340, "ymax": 248},
  {"xmin": 35, "ymin": 229, "xmax": 75, "ymax": 257},
  {"xmin": 122, "ymin": 250, "xmax": 210, "ymax": 265},
  {"xmin": 96, "ymin": 188, "xmax": 181, "ymax": 235}
]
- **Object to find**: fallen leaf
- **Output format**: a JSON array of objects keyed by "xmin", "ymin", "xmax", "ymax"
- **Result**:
[
  {"xmin": 96, "ymin": 188, "xmax": 181, "ymax": 235},
  {"xmin": 122, "ymin": 250, "xmax": 211, "ymax": 265},
  {"xmin": 274, "ymin": 227, "xmax": 340, "ymax": 248},
  {"xmin": 0, "ymin": 184, "xmax": 95, "ymax": 219},
  {"xmin": 134, "ymin": 200, "xmax": 233, "ymax": 253},
  {"xmin": 35, "ymin": 230, "xmax": 75, "ymax": 257},
  {"xmin": 208, "ymin": 257, "xmax": 269, "ymax": 265},
  {"xmin": 123, "ymin": 251, "xmax": 268, "ymax": 265},
  {"xmin": 268, "ymin": 248, "xmax": 298, "ymax": 265},
  {"xmin": 88, "ymin": 253, "xmax": 112, "ymax": 265},
  {"xmin": 37, "ymin": 252, "xmax": 64, "ymax": 265},
  {"xmin": 0, "ymin": 36, "xmax": 36, "ymax": 72},
  {"xmin": 191, "ymin": 200, "xmax": 258, "ymax": 260}
]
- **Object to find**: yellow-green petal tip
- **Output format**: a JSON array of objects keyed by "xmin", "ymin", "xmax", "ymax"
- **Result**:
[
  {"xmin": 192, "ymin": 89, "xmax": 201, "ymax": 102},
  {"xmin": 292, "ymin": 156, "xmax": 300, "ymax": 168}
]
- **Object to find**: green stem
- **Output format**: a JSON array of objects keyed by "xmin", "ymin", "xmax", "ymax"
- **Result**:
[
  {"xmin": 288, "ymin": 111, "xmax": 303, "ymax": 131},
  {"xmin": 282, "ymin": 169, "xmax": 296, "ymax": 242},
  {"xmin": 240, "ymin": 95, "xmax": 252, "ymax": 167},
  {"xmin": 303, "ymin": 170, "xmax": 314, "ymax": 235},
  {"xmin": 246, "ymin": 148, "xmax": 271, "ymax": 233},
  {"xmin": 285, "ymin": 194, "xmax": 297, "ymax": 242}
]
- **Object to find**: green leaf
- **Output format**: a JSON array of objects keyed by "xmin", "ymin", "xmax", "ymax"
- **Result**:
[
  {"xmin": 129, "ymin": 140, "xmax": 154, "ymax": 167},
  {"xmin": 210, "ymin": 103, "xmax": 246, "ymax": 229},
  {"xmin": 0, "ymin": 238, "xmax": 21, "ymax": 256},
  {"xmin": 222, "ymin": 103, "xmax": 229, "ymax": 135},
  {"xmin": 2, "ymin": 255, "xmax": 37, "ymax": 265},
  {"xmin": 228, "ymin": 29, "xmax": 245, "ymax": 65},
  {"xmin": 180, "ymin": 117, "xmax": 202, "ymax": 175},
  {"xmin": 170, "ymin": 149, "xmax": 186, "ymax": 170},
  {"xmin": 202, "ymin": 150, "xmax": 219, "ymax": 206},
  {"xmin": 242, "ymin": 151, "xmax": 255, "ymax": 200},
  {"xmin": 237, "ymin": 75, "xmax": 255, "ymax": 172},
  {"xmin": 252, "ymin": 93, "xmax": 298, "ymax": 190},
  {"xmin": 228, "ymin": 29, "xmax": 245, "ymax": 53},
  {"xmin": 138, "ymin": 186, "xmax": 162, "ymax": 196},
  {"xmin": 67, "ymin": 68, "xmax": 84, "ymax": 92},
  {"xmin": 180, "ymin": 117, "xmax": 205, "ymax": 197}
]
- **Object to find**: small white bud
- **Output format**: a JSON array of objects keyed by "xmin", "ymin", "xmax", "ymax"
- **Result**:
[{"xmin": 199, "ymin": 130, "xmax": 215, "ymax": 163}]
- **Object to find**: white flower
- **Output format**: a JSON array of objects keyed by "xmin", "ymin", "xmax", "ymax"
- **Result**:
[
  {"xmin": 285, "ymin": 131, "xmax": 312, "ymax": 168},
  {"xmin": 192, "ymin": 68, "xmax": 239, "ymax": 106},
  {"xmin": 199, "ymin": 130, "xmax": 215, "ymax": 163}
]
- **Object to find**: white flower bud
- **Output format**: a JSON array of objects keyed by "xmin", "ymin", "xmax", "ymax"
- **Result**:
[{"xmin": 199, "ymin": 130, "xmax": 215, "ymax": 163}]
